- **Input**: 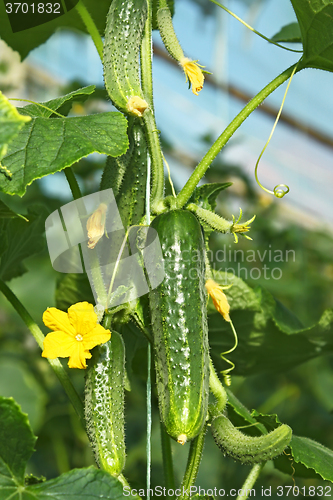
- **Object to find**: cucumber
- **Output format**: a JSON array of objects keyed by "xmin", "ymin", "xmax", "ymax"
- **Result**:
[
  {"xmin": 104, "ymin": 0, "xmax": 148, "ymax": 116},
  {"xmin": 85, "ymin": 331, "xmax": 126, "ymax": 476},
  {"xmin": 149, "ymin": 210, "xmax": 209, "ymax": 444},
  {"xmin": 211, "ymin": 414, "xmax": 292, "ymax": 464},
  {"xmin": 101, "ymin": 121, "xmax": 148, "ymax": 229}
]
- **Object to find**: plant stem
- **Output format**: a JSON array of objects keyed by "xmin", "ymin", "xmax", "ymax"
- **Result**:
[
  {"xmin": 177, "ymin": 424, "xmax": 207, "ymax": 500},
  {"xmin": 209, "ymin": 357, "xmax": 228, "ymax": 413},
  {"xmin": 175, "ymin": 62, "xmax": 300, "ymax": 209},
  {"xmin": 75, "ymin": 0, "xmax": 104, "ymax": 62},
  {"xmin": 118, "ymin": 474, "xmax": 142, "ymax": 499},
  {"xmin": 160, "ymin": 422, "xmax": 175, "ymax": 495},
  {"xmin": 236, "ymin": 463, "xmax": 265, "ymax": 500},
  {"xmin": 140, "ymin": 0, "xmax": 165, "ymax": 212},
  {"xmin": 143, "ymin": 109, "xmax": 165, "ymax": 212},
  {"xmin": 0, "ymin": 279, "xmax": 85, "ymax": 426},
  {"xmin": 64, "ymin": 167, "xmax": 107, "ymax": 306}
]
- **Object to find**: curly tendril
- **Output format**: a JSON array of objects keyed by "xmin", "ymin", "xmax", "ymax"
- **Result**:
[{"xmin": 254, "ymin": 63, "xmax": 298, "ymax": 199}]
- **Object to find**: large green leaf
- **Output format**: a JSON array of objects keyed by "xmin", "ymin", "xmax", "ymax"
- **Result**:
[
  {"xmin": 271, "ymin": 22, "xmax": 302, "ymax": 43},
  {"xmin": 0, "ymin": 207, "xmax": 46, "ymax": 281},
  {"xmin": 290, "ymin": 0, "xmax": 333, "ymax": 72},
  {"xmin": 209, "ymin": 272, "xmax": 333, "ymax": 376},
  {"xmin": 0, "ymin": 397, "xmax": 36, "ymax": 482},
  {"xmin": 21, "ymin": 85, "xmax": 96, "ymax": 118},
  {"xmin": 0, "ymin": 112, "xmax": 128, "ymax": 196},
  {"xmin": 0, "ymin": 1, "xmax": 112, "ymax": 60},
  {"xmin": 0, "ymin": 396, "xmax": 129, "ymax": 498},
  {"xmin": 0, "ymin": 91, "xmax": 30, "ymax": 165}
]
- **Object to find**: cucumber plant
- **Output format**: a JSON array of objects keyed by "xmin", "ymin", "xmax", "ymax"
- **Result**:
[{"xmin": 1, "ymin": 0, "xmax": 333, "ymax": 498}]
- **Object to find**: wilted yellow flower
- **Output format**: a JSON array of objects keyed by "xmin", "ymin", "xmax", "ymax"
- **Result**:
[
  {"xmin": 126, "ymin": 96, "xmax": 148, "ymax": 117},
  {"xmin": 42, "ymin": 302, "xmax": 111, "ymax": 369},
  {"xmin": 180, "ymin": 57, "xmax": 204, "ymax": 96},
  {"xmin": 87, "ymin": 203, "xmax": 107, "ymax": 249},
  {"xmin": 205, "ymin": 279, "xmax": 230, "ymax": 322}
]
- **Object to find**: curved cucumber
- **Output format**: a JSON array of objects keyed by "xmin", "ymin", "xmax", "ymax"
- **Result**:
[
  {"xmin": 157, "ymin": 7, "xmax": 184, "ymax": 62},
  {"xmin": 104, "ymin": 0, "xmax": 148, "ymax": 115},
  {"xmin": 211, "ymin": 414, "xmax": 292, "ymax": 464},
  {"xmin": 149, "ymin": 210, "xmax": 209, "ymax": 444},
  {"xmin": 85, "ymin": 331, "xmax": 126, "ymax": 476}
]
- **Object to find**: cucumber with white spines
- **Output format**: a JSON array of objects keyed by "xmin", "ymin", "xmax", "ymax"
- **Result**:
[
  {"xmin": 104, "ymin": 0, "xmax": 148, "ymax": 116},
  {"xmin": 149, "ymin": 210, "xmax": 209, "ymax": 444},
  {"xmin": 157, "ymin": 7, "xmax": 184, "ymax": 62},
  {"xmin": 211, "ymin": 414, "xmax": 292, "ymax": 465},
  {"xmin": 85, "ymin": 331, "xmax": 126, "ymax": 476}
]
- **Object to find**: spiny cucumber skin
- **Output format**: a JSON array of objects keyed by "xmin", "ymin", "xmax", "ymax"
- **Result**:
[
  {"xmin": 85, "ymin": 332, "xmax": 126, "ymax": 476},
  {"xmin": 149, "ymin": 210, "xmax": 209, "ymax": 443},
  {"xmin": 101, "ymin": 121, "xmax": 148, "ymax": 229},
  {"xmin": 157, "ymin": 8, "xmax": 184, "ymax": 62},
  {"xmin": 211, "ymin": 415, "xmax": 292, "ymax": 465},
  {"xmin": 104, "ymin": 0, "xmax": 147, "ymax": 113}
]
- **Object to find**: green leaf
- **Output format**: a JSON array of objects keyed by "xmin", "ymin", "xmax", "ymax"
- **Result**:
[
  {"xmin": 225, "ymin": 388, "xmax": 268, "ymax": 435},
  {"xmin": 188, "ymin": 182, "xmax": 232, "ymax": 212},
  {"xmin": 0, "ymin": 199, "xmax": 28, "ymax": 220},
  {"xmin": 0, "ymin": 207, "xmax": 46, "ymax": 281},
  {"xmin": 55, "ymin": 273, "xmax": 95, "ymax": 311},
  {"xmin": 0, "ymin": 396, "xmax": 131, "ymax": 498},
  {"xmin": 0, "ymin": 397, "xmax": 36, "ymax": 482},
  {"xmin": 0, "ymin": 112, "xmax": 129, "ymax": 196},
  {"xmin": 208, "ymin": 273, "xmax": 333, "ymax": 375},
  {"xmin": 21, "ymin": 85, "xmax": 96, "ymax": 118},
  {"xmin": 271, "ymin": 22, "xmax": 302, "ymax": 43},
  {"xmin": 0, "ymin": 91, "xmax": 30, "ymax": 172},
  {"xmin": 276, "ymin": 436, "xmax": 333, "ymax": 482},
  {"xmin": 0, "ymin": 1, "xmax": 111, "ymax": 60},
  {"xmin": 290, "ymin": 0, "xmax": 333, "ymax": 72}
]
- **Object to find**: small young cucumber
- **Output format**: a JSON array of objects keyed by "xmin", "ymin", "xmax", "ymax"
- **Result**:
[
  {"xmin": 149, "ymin": 210, "xmax": 209, "ymax": 444},
  {"xmin": 104, "ymin": 0, "xmax": 148, "ymax": 116},
  {"xmin": 85, "ymin": 331, "xmax": 126, "ymax": 476},
  {"xmin": 211, "ymin": 414, "xmax": 292, "ymax": 464}
]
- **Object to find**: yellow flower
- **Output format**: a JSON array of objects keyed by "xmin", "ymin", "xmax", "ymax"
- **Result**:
[
  {"xmin": 42, "ymin": 302, "xmax": 111, "ymax": 369},
  {"xmin": 126, "ymin": 96, "xmax": 149, "ymax": 117},
  {"xmin": 180, "ymin": 57, "xmax": 204, "ymax": 96},
  {"xmin": 205, "ymin": 279, "xmax": 230, "ymax": 322},
  {"xmin": 86, "ymin": 203, "xmax": 107, "ymax": 249}
]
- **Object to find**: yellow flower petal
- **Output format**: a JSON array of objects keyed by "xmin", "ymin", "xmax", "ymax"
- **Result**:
[
  {"xmin": 67, "ymin": 344, "xmax": 92, "ymax": 369},
  {"xmin": 67, "ymin": 302, "xmax": 97, "ymax": 335},
  {"xmin": 82, "ymin": 324, "xmax": 111, "ymax": 351},
  {"xmin": 180, "ymin": 57, "xmax": 204, "ymax": 96},
  {"xmin": 205, "ymin": 279, "xmax": 230, "ymax": 322},
  {"xmin": 42, "ymin": 331, "xmax": 77, "ymax": 359},
  {"xmin": 87, "ymin": 203, "xmax": 107, "ymax": 249},
  {"xmin": 43, "ymin": 308, "xmax": 75, "ymax": 336}
]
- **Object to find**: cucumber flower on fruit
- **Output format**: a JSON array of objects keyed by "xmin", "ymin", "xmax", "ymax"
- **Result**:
[
  {"xmin": 42, "ymin": 302, "xmax": 111, "ymax": 369},
  {"xmin": 87, "ymin": 202, "xmax": 107, "ymax": 249},
  {"xmin": 205, "ymin": 279, "xmax": 230, "ymax": 322},
  {"xmin": 180, "ymin": 57, "xmax": 205, "ymax": 96}
]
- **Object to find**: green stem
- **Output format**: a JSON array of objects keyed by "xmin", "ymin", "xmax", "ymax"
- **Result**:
[
  {"xmin": 140, "ymin": 0, "xmax": 154, "ymax": 109},
  {"xmin": 0, "ymin": 279, "xmax": 85, "ymax": 426},
  {"xmin": 209, "ymin": 357, "xmax": 228, "ymax": 413},
  {"xmin": 236, "ymin": 463, "xmax": 265, "ymax": 500},
  {"xmin": 75, "ymin": 0, "xmax": 104, "ymax": 62},
  {"xmin": 142, "ymin": 109, "xmax": 165, "ymax": 213},
  {"xmin": 118, "ymin": 474, "xmax": 142, "ymax": 499},
  {"xmin": 160, "ymin": 422, "xmax": 175, "ymax": 495},
  {"xmin": 64, "ymin": 167, "xmax": 107, "ymax": 306},
  {"xmin": 177, "ymin": 424, "xmax": 207, "ymax": 500},
  {"xmin": 175, "ymin": 62, "xmax": 300, "ymax": 209}
]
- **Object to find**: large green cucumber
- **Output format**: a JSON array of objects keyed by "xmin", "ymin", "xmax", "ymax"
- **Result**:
[
  {"xmin": 149, "ymin": 210, "xmax": 209, "ymax": 444},
  {"xmin": 104, "ymin": 0, "xmax": 148, "ymax": 115},
  {"xmin": 85, "ymin": 331, "xmax": 126, "ymax": 476},
  {"xmin": 211, "ymin": 414, "xmax": 292, "ymax": 464}
]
